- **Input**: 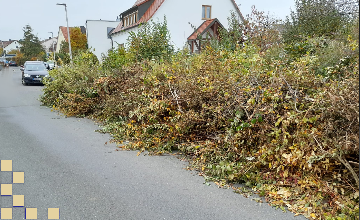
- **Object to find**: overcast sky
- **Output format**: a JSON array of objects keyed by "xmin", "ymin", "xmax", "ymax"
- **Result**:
[{"xmin": 0, "ymin": 0, "xmax": 295, "ymax": 41}]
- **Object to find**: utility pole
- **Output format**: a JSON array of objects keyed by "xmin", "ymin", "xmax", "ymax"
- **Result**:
[{"xmin": 57, "ymin": 3, "xmax": 73, "ymax": 63}]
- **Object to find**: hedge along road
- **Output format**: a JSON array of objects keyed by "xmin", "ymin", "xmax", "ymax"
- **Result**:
[{"xmin": 0, "ymin": 66, "xmax": 306, "ymax": 220}]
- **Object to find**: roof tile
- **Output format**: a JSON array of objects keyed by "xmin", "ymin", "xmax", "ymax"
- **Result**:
[
  {"xmin": 133, "ymin": 0, "xmax": 151, "ymax": 7},
  {"xmin": 188, "ymin": 19, "xmax": 215, "ymax": 40},
  {"xmin": 60, "ymin": 26, "xmax": 69, "ymax": 42}
]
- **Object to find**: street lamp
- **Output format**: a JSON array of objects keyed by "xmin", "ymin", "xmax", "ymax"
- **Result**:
[
  {"xmin": 48, "ymin": 32, "xmax": 55, "ymax": 61},
  {"xmin": 56, "ymin": 3, "xmax": 73, "ymax": 63}
]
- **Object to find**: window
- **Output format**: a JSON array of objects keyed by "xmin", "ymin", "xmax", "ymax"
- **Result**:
[
  {"xmin": 202, "ymin": 5, "xmax": 211, "ymax": 20},
  {"xmin": 123, "ymin": 11, "xmax": 139, "ymax": 28}
]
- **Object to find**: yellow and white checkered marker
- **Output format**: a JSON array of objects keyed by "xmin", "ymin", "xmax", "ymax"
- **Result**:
[
  {"xmin": 13, "ymin": 195, "xmax": 25, "ymax": 207},
  {"xmin": 1, "ymin": 160, "xmax": 12, "ymax": 171},
  {"xmin": 25, "ymin": 208, "xmax": 37, "ymax": 219},
  {"xmin": 1, "ymin": 160, "xmax": 60, "ymax": 219},
  {"xmin": 13, "ymin": 172, "xmax": 24, "ymax": 183},
  {"xmin": 0, "ymin": 208, "xmax": 12, "ymax": 219},
  {"xmin": 1, "ymin": 184, "xmax": 12, "ymax": 196},
  {"xmin": 48, "ymin": 208, "xmax": 60, "ymax": 219}
]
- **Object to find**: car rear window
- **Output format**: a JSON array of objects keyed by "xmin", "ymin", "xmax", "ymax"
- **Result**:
[{"xmin": 25, "ymin": 64, "xmax": 46, "ymax": 71}]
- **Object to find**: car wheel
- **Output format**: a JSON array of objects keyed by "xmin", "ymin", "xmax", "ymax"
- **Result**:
[{"xmin": 22, "ymin": 78, "xmax": 27, "ymax": 86}]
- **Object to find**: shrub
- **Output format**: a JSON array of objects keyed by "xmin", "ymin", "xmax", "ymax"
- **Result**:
[
  {"xmin": 41, "ymin": 54, "xmax": 100, "ymax": 116},
  {"xmin": 127, "ymin": 16, "xmax": 174, "ymax": 62},
  {"xmin": 101, "ymin": 47, "xmax": 129, "ymax": 73},
  {"xmin": 41, "ymin": 14, "xmax": 359, "ymax": 220}
]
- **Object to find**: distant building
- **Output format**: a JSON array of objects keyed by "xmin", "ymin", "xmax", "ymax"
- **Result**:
[
  {"xmin": 41, "ymin": 37, "xmax": 58, "ymax": 54},
  {"xmin": 86, "ymin": 20, "xmax": 120, "ymax": 61},
  {"xmin": 1, "ymin": 40, "xmax": 21, "ymax": 53}
]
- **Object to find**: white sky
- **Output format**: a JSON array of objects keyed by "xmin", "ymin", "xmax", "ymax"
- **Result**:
[{"xmin": 0, "ymin": 0, "xmax": 295, "ymax": 41}]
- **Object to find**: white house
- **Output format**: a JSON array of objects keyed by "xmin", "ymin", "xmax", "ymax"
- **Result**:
[
  {"xmin": 86, "ymin": 20, "xmax": 121, "ymax": 61},
  {"xmin": 110, "ymin": 0, "xmax": 245, "ymax": 53},
  {"xmin": 41, "ymin": 37, "xmax": 58, "ymax": 53},
  {"xmin": 56, "ymin": 26, "xmax": 68, "ymax": 53},
  {"xmin": 2, "ymin": 40, "xmax": 21, "ymax": 53}
]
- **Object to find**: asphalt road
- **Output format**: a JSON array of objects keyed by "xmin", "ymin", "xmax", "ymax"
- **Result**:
[{"xmin": 0, "ymin": 66, "xmax": 306, "ymax": 220}]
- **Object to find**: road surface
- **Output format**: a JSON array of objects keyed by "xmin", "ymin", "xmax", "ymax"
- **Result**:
[{"xmin": 0, "ymin": 66, "xmax": 306, "ymax": 219}]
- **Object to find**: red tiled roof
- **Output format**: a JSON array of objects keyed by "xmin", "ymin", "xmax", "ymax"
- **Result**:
[
  {"xmin": 133, "ymin": 0, "xmax": 151, "ymax": 7},
  {"xmin": 138, "ymin": 0, "xmax": 165, "ymax": 23},
  {"xmin": 111, "ymin": 21, "xmax": 124, "ymax": 34},
  {"xmin": 60, "ymin": 26, "xmax": 69, "ymax": 42},
  {"xmin": 188, "ymin": 19, "xmax": 215, "ymax": 40},
  {"xmin": 187, "ymin": 18, "xmax": 225, "ymax": 41},
  {"xmin": 112, "ymin": 0, "xmax": 166, "ymax": 35}
]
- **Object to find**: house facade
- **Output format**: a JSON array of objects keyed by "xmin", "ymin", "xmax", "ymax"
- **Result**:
[
  {"xmin": 2, "ymin": 40, "xmax": 21, "ymax": 53},
  {"xmin": 41, "ymin": 37, "xmax": 58, "ymax": 54},
  {"xmin": 86, "ymin": 20, "xmax": 121, "ymax": 60},
  {"xmin": 56, "ymin": 26, "xmax": 67, "ymax": 53},
  {"xmin": 110, "ymin": 0, "xmax": 244, "ymax": 52}
]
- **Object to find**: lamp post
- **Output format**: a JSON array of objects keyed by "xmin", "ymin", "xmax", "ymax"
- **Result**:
[
  {"xmin": 48, "ymin": 32, "xmax": 55, "ymax": 61},
  {"xmin": 56, "ymin": 3, "xmax": 73, "ymax": 63}
]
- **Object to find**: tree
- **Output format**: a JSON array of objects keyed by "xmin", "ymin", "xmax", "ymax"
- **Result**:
[
  {"xmin": 207, "ymin": 11, "xmax": 245, "ymax": 52},
  {"xmin": 7, "ymin": 49, "xmax": 19, "ymax": 54},
  {"xmin": 59, "ymin": 40, "xmax": 69, "ymax": 54},
  {"xmin": 20, "ymin": 25, "xmax": 45, "ymax": 60},
  {"xmin": 335, "ymin": 0, "xmax": 359, "ymax": 18},
  {"xmin": 70, "ymin": 27, "xmax": 87, "ymax": 52},
  {"xmin": 127, "ymin": 16, "xmax": 174, "ymax": 62},
  {"xmin": 14, "ymin": 52, "xmax": 26, "ymax": 65},
  {"xmin": 282, "ymin": 0, "xmax": 349, "ymax": 43},
  {"xmin": 243, "ymin": 7, "xmax": 282, "ymax": 52},
  {"xmin": 59, "ymin": 27, "xmax": 87, "ymax": 54}
]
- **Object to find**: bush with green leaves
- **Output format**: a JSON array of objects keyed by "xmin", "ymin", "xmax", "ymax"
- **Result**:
[
  {"xmin": 55, "ymin": 52, "xmax": 70, "ymax": 65},
  {"xmin": 127, "ymin": 16, "xmax": 174, "ymax": 62},
  {"xmin": 41, "ymin": 52, "xmax": 100, "ymax": 116},
  {"xmin": 101, "ymin": 47, "xmax": 129, "ymax": 73},
  {"xmin": 283, "ymin": 0, "xmax": 349, "ymax": 43},
  {"xmin": 207, "ymin": 11, "xmax": 244, "ymax": 52}
]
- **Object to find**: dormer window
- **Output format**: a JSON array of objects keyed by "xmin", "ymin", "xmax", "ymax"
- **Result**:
[
  {"xmin": 202, "ymin": 5, "xmax": 211, "ymax": 20},
  {"xmin": 123, "ymin": 11, "xmax": 139, "ymax": 28}
]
